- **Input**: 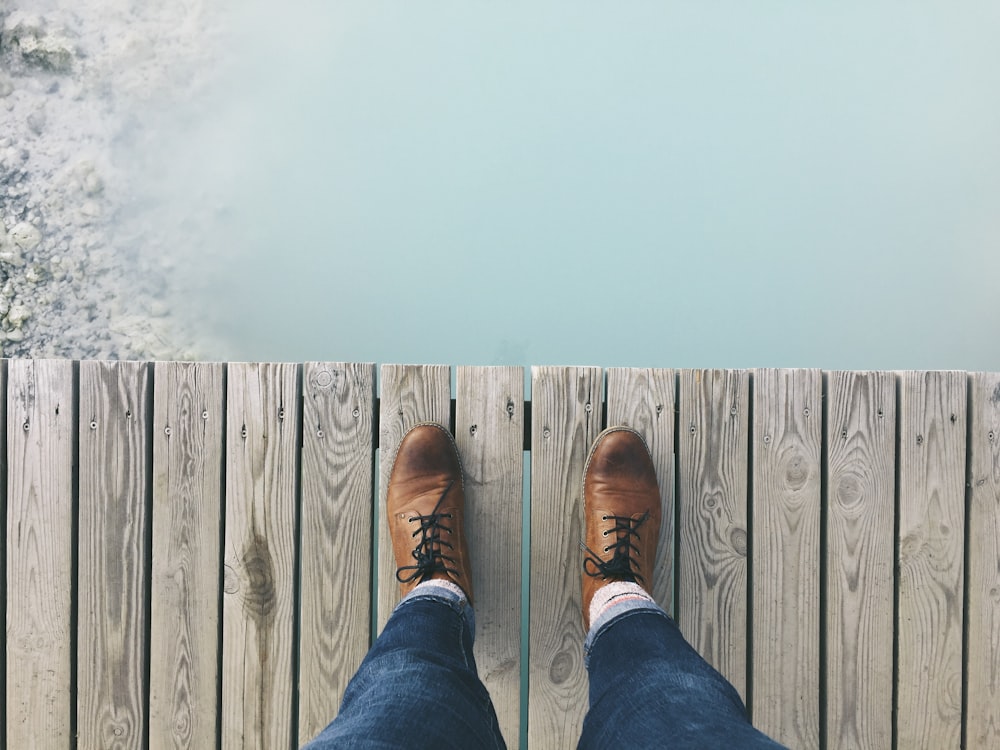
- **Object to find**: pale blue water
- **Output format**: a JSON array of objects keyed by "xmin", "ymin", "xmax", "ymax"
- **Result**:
[
  {"xmin": 142, "ymin": 1, "xmax": 1000, "ymax": 371},
  {"xmin": 132, "ymin": 7, "xmax": 1000, "ymax": 744}
]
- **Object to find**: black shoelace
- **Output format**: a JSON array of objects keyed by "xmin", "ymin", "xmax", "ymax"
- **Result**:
[
  {"xmin": 395, "ymin": 480, "xmax": 459, "ymax": 585},
  {"xmin": 581, "ymin": 511, "xmax": 650, "ymax": 585}
]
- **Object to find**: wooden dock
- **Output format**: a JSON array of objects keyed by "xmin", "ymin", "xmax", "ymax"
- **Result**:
[{"xmin": 5, "ymin": 361, "xmax": 999, "ymax": 749}]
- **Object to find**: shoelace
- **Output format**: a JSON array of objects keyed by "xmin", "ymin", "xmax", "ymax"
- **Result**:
[
  {"xmin": 395, "ymin": 480, "xmax": 460, "ymax": 585},
  {"xmin": 581, "ymin": 511, "xmax": 650, "ymax": 585}
]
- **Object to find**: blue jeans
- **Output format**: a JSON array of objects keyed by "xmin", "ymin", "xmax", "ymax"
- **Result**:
[{"xmin": 304, "ymin": 587, "xmax": 785, "ymax": 749}]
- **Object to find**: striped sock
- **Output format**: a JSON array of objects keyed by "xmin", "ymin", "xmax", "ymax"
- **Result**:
[
  {"xmin": 413, "ymin": 578, "xmax": 467, "ymax": 603},
  {"xmin": 589, "ymin": 581, "xmax": 654, "ymax": 628}
]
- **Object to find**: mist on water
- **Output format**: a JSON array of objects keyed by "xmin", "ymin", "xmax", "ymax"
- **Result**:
[{"xmin": 134, "ymin": 1, "xmax": 1000, "ymax": 369}]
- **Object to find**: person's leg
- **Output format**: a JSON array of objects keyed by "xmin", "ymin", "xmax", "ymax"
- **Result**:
[
  {"xmin": 577, "ymin": 427, "xmax": 784, "ymax": 749},
  {"xmin": 303, "ymin": 423, "xmax": 505, "ymax": 749},
  {"xmin": 304, "ymin": 581, "xmax": 504, "ymax": 749},
  {"xmin": 578, "ymin": 597, "xmax": 786, "ymax": 749}
]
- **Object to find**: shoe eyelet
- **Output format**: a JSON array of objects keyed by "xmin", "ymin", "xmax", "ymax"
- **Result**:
[
  {"xmin": 601, "ymin": 515, "xmax": 608, "ymax": 521},
  {"xmin": 602, "ymin": 530, "xmax": 609, "ymax": 536},
  {"xmin": 603, "ymin": 546, "xmax": 610, "ymax": 552}
]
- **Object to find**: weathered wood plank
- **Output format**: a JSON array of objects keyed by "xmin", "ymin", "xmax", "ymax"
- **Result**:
[
  {"xmin": 376, "ymin": 364, "xmax": 451, "ymax": 630},
  {"xmin": 455, "ymin": 366, "xmax": 523, "ymax": 747},
  {"xmin": 298, "ymin": 363, "xmax": 375, "ymax": 744},
  {"xmin": 0, "ymin": 359, "xmax": 6, "ymax": 745},
  {"xmin": 149, "ymin": 362, "xmax": 224, "ymax": 750},
  {"xmin": 528, "ymin": 366, "xmax": 602, "ymax": 748},
  {"xmin": 677, "ymin": 369, "xmax": 749, "ymax": 699},
  {"xmin": 605, "ymin": 367, "xmax": 676, "ymax": 613},
  {"xmin": 825, "ymin": 371, "xmax": 895, "ymax": 750},
  {"xmin": 6, "ymin": 360, "xmax": 73, "ymax": 749},
  {"xmin": 897, "ymin": 370, "xmax": 966, "ymax": 749},
  {"xmin": 78, "ymin": 361, "xmax": 151, "ymax": 750},
  {"xmin": 221, "ymin": 363, "xmax": 300, "ymax": 750},
  {"xmin": 965, "ymin": 372, "xmax": 1000, "ymax": 749},
  {"xmin": 751, "ymin": 368, "xmax": 821, "ymax": 748}
]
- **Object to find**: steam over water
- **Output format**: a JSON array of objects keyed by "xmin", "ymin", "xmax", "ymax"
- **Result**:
[{"xmin": 16, "ymin": 2, "xmax": 1000, "ymax": 367}]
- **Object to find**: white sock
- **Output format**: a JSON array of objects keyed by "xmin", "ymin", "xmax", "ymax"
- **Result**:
[
  {"xmin": 413, "ymin": 578, "xmax": 467, "ymax": 603},
  {"xmin": 589, "ymin": 581, "xmax": 654, "ymax": 628}
]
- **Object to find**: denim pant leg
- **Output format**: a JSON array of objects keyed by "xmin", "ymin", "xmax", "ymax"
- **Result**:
[
  {"xmin": 578, "ymin": 601, "xmax": 787, "ymax": 750},
  {"xmin": 303, "ymin": 587, "xmax": 506, "ymax": 750}
]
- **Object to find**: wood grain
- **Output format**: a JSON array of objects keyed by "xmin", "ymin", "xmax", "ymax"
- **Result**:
[
  {"xmin": 677, "ymin": 369, "xmax": 749, "ymax": 699},
  {"xmin": 149, "ymin": 362, "xmax": 224, "ymax": 750},
  {"xmin": 897, "ymin": 370, "xmax": 966, "ymax": 749},
  {"xmin": 605, "ymin": 367, "xmax": 676, "ymax": 614},
  {"xmin": 298, "ymin": 362, "xmax": 375, "ymax": 744},
  {"xmin": 6, "ymin": 360, "xmax": 74, "ymax": 749},
  {"xmin": 455, "ymin": 366, "xmax": 523, "ymax": 747},
  {"xmin": 376, "ymin": 364, "xmax": 451, "ymax": 630},
  {"xmin": 221, "ymin": 363, "xmax": 300, "ymax": 750},
  {"xmin": 528, "ymin": 366, "xmax": 602, "ymax": 748},
  {"xmin": 965, "ymin": 372, "xmax": 1000, "ymax": 749},
  {"xmin": 750, "ymin": 368, "xmax": 821, "ymax": 748},
  {"xmin": 78, "ymin": 361, "xmax": 151, "ymax": 750},
  {"xmin": 825, "ymin": 371, "xmax": 895, "ymax": 750}
]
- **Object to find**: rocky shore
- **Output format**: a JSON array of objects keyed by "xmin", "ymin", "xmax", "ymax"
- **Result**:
[{"xmin": 0, "ymin": 2, "xmax": 224, "ymax": 359}]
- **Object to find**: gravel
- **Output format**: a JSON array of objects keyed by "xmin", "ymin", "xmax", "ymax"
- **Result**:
[{"xmin": 0, "ymin": 1, "xmax": 228, "ymax": 359}]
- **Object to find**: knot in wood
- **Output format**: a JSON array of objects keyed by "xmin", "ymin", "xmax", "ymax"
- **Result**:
[
  {"xmin": 730, "ymin": 527, "xmax": 747, "ymax": 557},
  {"xmin": 836, "ymin": 475, "xmax": 863, "ymax": 511},
  {"xmin": 223, "ymin": 564, "xmax": 240, "ymax": 594},
  {"xmin": 549, "ymin": 650, "xmax": 573, "ymax": 685},
  {"xmin": 241, "ymin": 534, "xmax": 277, "ymax": 623},
  {"xmin": 783, "ymin": 453, "xmax": 809, "ymax": 490}
]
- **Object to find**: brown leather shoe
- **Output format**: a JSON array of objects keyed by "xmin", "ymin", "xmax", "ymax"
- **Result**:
[
  {"xmin": 387, "ymin": 422, "xmax": 473, "ymax": 603},
  {"xmin": 581, "ymin": 426, "xmax": 661, "ymax": 629}
]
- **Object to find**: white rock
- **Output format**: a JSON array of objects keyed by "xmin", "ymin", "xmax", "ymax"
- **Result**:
[
  {"xmin": 27, "ymin": 106, "xmax": 47, "ymax": 135},
  {"xmin": 0, "ymin": 74, "xmax": 13, "ymax": 98},
  {"xmin": 82, "ymin": 170, "xmax": 104, "ymax": 196},
  {"xmin": 4, "ymin": 328, "xmax": 24, "ymax": 342},
  {"xmin": 1, "ymin": 13, "xmax": 46, "ymax": 44},
  {"xmin": 148, "ymin": 299, "xmax": 168, "ymax": 317},
  {"xmin": 6, "ymin": 305, "xmax": 30, "ymax": 327},
  {"xmin": 10, "ymin": 222, "xmax": 42, "ymax": 250},
  {"xmin": 0, "ymin": 249, "xmax": 26, "ymax": 268},
  {"xmin": 15, "ymin": 30, "xmax": 76, "ymax": 74}
]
